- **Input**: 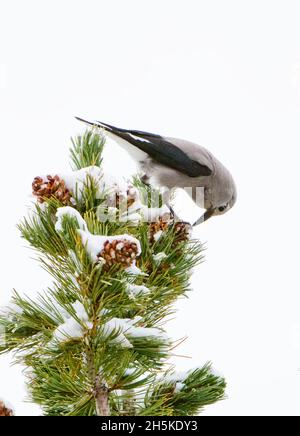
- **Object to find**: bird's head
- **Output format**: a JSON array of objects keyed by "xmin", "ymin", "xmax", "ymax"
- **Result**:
[
  {"xmin": 211, "ymin": 184, "xmax": 237, "ymax": 216},
  {"xmin": 194, "ymin": 168, "xmax": 237, "ymax": 225}
]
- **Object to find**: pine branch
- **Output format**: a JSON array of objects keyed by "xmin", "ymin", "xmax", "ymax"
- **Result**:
[
  {"xmin": 142, "ymin": 363, "xmax": 226, "ymax": 416},
  {"xmin": 70, "ymin": 129, "xmax": 104, "ymax": 170},
  {"xmin": 0, "ymin": 128, "xmax": 226, "ymax": 416}
]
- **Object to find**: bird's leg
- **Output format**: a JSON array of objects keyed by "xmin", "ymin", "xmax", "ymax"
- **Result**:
[
  {"xmin": 163, "ymin": 189, "xmax": 192, "ymax": 226},
  {"xmin": 167, "ymin": 204, "xmax": 179, "ymax": 222},
  {"xmin": 168, "ymin": 205, "xmax": 176, "ymax": 220},
  {"xmin": 160, "ymin": 188, "xmax": 180, "ymax": 222}
]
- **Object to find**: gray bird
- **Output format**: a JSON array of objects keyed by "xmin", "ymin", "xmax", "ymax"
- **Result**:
[{"xmin": 75, "ymin": 117, "xmax": 237, "ymax": 225}]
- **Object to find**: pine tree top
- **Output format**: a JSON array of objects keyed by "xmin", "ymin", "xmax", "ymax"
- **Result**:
[{"xmin": 0, "ymin": 128, "xmax": 225, "ymax": 416}]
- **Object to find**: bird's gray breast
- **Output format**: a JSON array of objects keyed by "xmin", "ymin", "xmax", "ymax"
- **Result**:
[{"xmin": 140, "ymin": 156, "xmax": 213, "ymax": 210}]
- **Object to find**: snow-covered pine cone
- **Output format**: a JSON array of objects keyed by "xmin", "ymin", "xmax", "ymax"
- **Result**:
[
  {"xmin": 0, "ymin": 400, "xmax": 14, "ymax": 416},
  {"xmin": 149, "ymin": 218, "xmax": 169, "ymax": 243},
  {"xmin": 149, "ymin": 215, "xmax": 172, "ymax": 243},
  {"xmin": 115, "ymin": 186, "xmax": 138, "ymax": 209},
  {"xmin": 97, "ymin": 239, "xmax": 139, "ymax": 271},
  {"xmin": 32, "ymin": 175, "xmax": 72, "ymax": 205}
]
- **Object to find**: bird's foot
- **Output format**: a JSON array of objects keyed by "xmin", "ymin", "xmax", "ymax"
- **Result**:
[{"xmin": 169, "ymin": 206, "xmax": 176, "ymax": 219}]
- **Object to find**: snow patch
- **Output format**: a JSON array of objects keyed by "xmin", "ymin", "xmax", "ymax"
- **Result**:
[
  {"xmin": 153, "ymin": 230, "xmax": 163, "ymax": 242},
  {"xmin": 52, "ymin": 300, "xmax": 92, "ymax": 342},
  {"xmin": 125, "ymin": 262, "xmax": 147, "ymax": 276},
  {"xmin": 101, "ymin": 318, "xmax": 133, "ymax": 348},
  {"xmin": 101, "ymin": 316, "xmax": 167, "ymax": 348},
  {"xmin": 59, "ymin": 166, "xmax": 103, "ymax": 201},
  {"xmin": 55, "ymin": 206, "xmax": 88, "ymax": 232},
  {"xmin": 0, "ymin": 302, "xmax": 23, "ymax": 318},
  {"xmin": 125, "ymin": 283, "xmax": 150, "ymax": 298},
  {"xmin": 126, "ymin": 197, "xmax": 171, "ymax": 224},
  {"xmin": 160, "ymin": 370, "xmax": 190, "ymax": 393},
  {"xmin": 120, "ymin": 211, "xmax": 143, "ymax": 225},
  {"xmin": 123, "ymin": 368, "xmax": 150, "ymax": 383},
  {"xmin": 140, "ymin": 205, "xmax": 171, "ymax": 222},
  {"xmin": 160, "ymin": 364, "xmax": 222, "ymax": 394},
  {"xmin": 153, "ymin": 252, "xmax": 168, "ymax": 264},
  {"xmin": 174, "ymin": 382, "xmax": 185, "ymax": 393},
  {"xmin": 101, "ymin": 170, "xmax": 131, "ymax": 198}
]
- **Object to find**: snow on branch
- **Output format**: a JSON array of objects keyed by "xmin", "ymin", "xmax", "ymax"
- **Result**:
[
  {"xmin": 55, "ymin": 205, "xmax": 144, "ymax": 273},
  {"xmin": 55, "ymin": 206, "xmax": 88, "ymax": 232},
  {"xmin": 52, "ymin": 300, "xmax": 93, "ymax": 342},
  {"xmin": 101, "ymin": 316, "xmax": 169, "ymax": 349}
]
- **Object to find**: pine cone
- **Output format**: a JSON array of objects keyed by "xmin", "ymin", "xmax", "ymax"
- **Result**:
[
  {"xmin": 32, "ymin": 175, "xmax": 72, "ymax": 205},
  {"xmin": 172, "ymin": 222, "xmax": 192, "ymax": 245},
  {"xmin": 149, "ymin": 218, "xmax": 169, "ymax": 243},
  {"xmin": 149, "ymin": 214, "xmax": 172, "ymax": 243},
  {"xmin": 116, "ymin": 186, "xmax": 138, "ymax": 209},
  {"xmin": 0, "ymin": 400, "xmax": 14, "ymax": 416},
  {"xmin": 97, "ymin": 239, "xmax": 139, "ymax": 271}
]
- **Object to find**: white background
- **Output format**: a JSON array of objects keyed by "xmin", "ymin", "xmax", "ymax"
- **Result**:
[{"xmin": 1, "ymin": 0, "xmax": 300, "ymax": 416}]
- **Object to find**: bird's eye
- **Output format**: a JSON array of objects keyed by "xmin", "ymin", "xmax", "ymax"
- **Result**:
[{"xmin": 218, "ymin": 205, "xmax": 226, "ymax": 212}]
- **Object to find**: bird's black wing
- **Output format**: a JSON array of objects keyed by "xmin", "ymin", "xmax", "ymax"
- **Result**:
[{"xmin": 75, "ymin": 117, "xmax": 212, "ymax": 177}]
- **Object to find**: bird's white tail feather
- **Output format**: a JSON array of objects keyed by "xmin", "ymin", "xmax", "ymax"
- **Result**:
[{"xmin": 104, "ymin": 130, "xmax": 148, "ymax": 163}]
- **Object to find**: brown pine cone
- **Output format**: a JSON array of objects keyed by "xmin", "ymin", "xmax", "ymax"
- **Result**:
[
  {"xmin": 97, "ymin": 239, "xmax": 139, "ymax": 271},
  {"xmin": 149, "ymin": 216, "xmax": 171, "ymax": 243},
  {"xmin": 0, "ymin": 400, "xmax": 14, "ymax": 416},
  {"xmin": 172, "ymin": 222, "xmax": 192, "ymax": 245},
  {"xmin": 32, "ymin": 175, "xmax": 72, "ymax": 205}
]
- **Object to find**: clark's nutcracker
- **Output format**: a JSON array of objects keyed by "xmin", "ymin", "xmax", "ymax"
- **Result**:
[{"xmin": 75, "ymin": 117, "xmax": 237, "ymax": 225}]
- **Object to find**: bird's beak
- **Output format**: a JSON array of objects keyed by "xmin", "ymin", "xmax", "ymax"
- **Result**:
[{"xmin": 192, "ymin": 208, "xmax": 215, "ymax": 226}]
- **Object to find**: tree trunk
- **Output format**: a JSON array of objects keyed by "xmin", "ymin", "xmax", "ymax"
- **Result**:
[{"xmin": 94, "ymin": 375, "xmax": 110, "ymax": 416}]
